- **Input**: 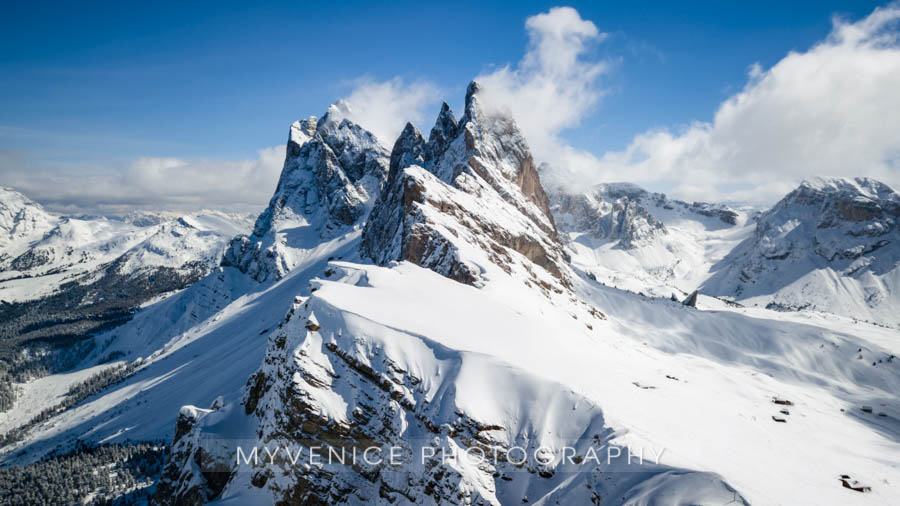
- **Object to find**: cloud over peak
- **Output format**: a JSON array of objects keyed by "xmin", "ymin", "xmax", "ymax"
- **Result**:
[
  {"xmin": 594, "ymin": 3, "xmax": 900, "ymax": 203},
  {"xmin": 0, "ymin": 146, "xmax": 286, "ymax": 215},
  {"xmin": 340, "ymin": 77, "xmax": 441, "ymax": 145},
  {"xmin": 6, "ymin": 4, "xmax": 899, "ymax": 212},
  {"xmin": 475, "ymin": 7, "xmax": 609, "ymax": 168}
]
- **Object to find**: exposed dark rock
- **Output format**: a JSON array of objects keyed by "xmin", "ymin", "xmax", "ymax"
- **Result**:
[
  {"xmin": 361, "ymin": 81, "xmax": 568, "ymax": 287},
  {"xmin": 223, "ymin": 106, "xmax": 389, "ymax": 282},
  {"xmin": 683, "ymin": 290, "xmax": 699, "ymax": 308}
]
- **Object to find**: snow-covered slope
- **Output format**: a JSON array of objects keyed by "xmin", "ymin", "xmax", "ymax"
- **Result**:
[
  {"xmin": 703, "ymin": 177, "xmax": 900, "ymax": 326},
  {"xmin": 549, "ymin": 182, "xmax": 751, "ymax": 298},
  {"xmin": 3, "ymin": 88, "xmax": 900, "ymax": 506},
  {"xmin": 0, "ymin": 189, "xmax": 255, "ymax": 416},
  {"xmin": 150, "ymin": 84, "xmax": 899, "ymax": 505},
  {"xmin": 156, "ymin": 254, "xmax": 900, "ymax": 505},
  {"xmin": 159, "ymin": 262, "xmax": 756, "ymax": 505}
]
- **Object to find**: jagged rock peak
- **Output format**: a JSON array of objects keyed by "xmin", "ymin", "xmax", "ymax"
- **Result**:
[
  {"xmin": 222, "ymin": 107, "xmax": 389, "ymax": 282},
  {"xmin": 395, "ymin": 80, "xmax": 556, "ymax": 232},
  {"xmin": 461, "ymin": 80, "xmax": 484, "ymax": 126},
  {"xmin": 319, "ymin": 100, "xmax": 353, "ymax": 130},
  {"xmin": 287, "ymin": 116, "xmax": 317, "ymax": 157},
  {"xmin": 426, "ymin": 102, "xmax": 459, "ymax": 165},
  {"xmin": 465, "ymin": 80, "xmax": 481, "ymax": 101},
  {"xmin": 361, "ymin": 83, "xmax": 569, "ymax": 289},
  {"xmin": 389, "ymin": 122, "xmax": 425, "ymax": 173},
  {"xmin": 252, "ymin": 108, "xmax": 387, "ymax": 236},
  {"xmin": 459, "ymin": 80, "xmax": 555, "ymax": 229},
  {"xmin": 433, "ymin": 101, "xmax": 458, "ymax": 133}
]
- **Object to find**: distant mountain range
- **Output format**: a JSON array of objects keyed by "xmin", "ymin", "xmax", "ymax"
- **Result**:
[
  {"xmin": 549, "ymin": 176, "xmax": 900, "ymax": 326},
  {"xmin": 1, "ymin": 82, "xmax": 898, "ymax": 505},
  {"xmin": 0, "ymin": 190, "xmax": 252, "ymax": 410}
]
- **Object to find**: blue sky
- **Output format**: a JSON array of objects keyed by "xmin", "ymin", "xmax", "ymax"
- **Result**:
[{"xmin": 1, "ymin": 1, "xmax": 896, "ymax": 212}]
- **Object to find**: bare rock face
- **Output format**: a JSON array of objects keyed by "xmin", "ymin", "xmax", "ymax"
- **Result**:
[
  {"xmin": 361, "ymin": 82, "xmax": 567, "ymax": 288},
  {"xmin": 724, "ymin": 177, "xmax": 898, "ymax": 274},
  {"xmin": 157, "ymin": 268, "xmax": 746, "ymax": 505},
  {"xmin": 223, "ymin": 104, "xmax": 389, "ymax": 282},
  {"xmin": 688, "ymin": 202, "xmax": 738, "ymax": 226},
  {"xmin": 549, "ymin": 182, "xmax": 743, "ymax": 252},
  {"xmin": 683, "ymin": 290, "xmax": 699, "ymax": 308},
  {"xmin": 9, "ymin": 247, "xmax": 53, "ymax": 271},
  {"xmin": 549, "ymin": 182, "xmax": 739, "ymax": 251}
]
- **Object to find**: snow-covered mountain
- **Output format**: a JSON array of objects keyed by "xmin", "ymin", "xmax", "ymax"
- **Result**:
[
  {"xmin": 2, "ymin": 87, "xmax": 900, "ymax": 506},
  {"xmin": 361, "ymin": 83, "xmax": 569, "ymax": 290},
  {"xmin": 0, "ymin": 187, "xmax": 61, "ymax": 273},
  {"xmin": 222, "ymin": 103, "xmax": 389, "ymax": 282},
  {"xmin": 549, "ymin": 182, "xmax": 751, "ymax": 298},
  {"xmin": 155, "ymin": 83, "xmax": 750, "ymax": 504},
  {"xmin": 0, "ymin": 187, "xmax": 254, "ymax": 303},
  {"xmin": 703, "ymin": 177, "xmax": 900, "ymax": 326},
  {"xmin": 549, "ymin": 177, "xmax": 900, "ymax": 327},
  {"xmin": 0, "ymin": 187, "xmax": 254, "ymax": 401}
]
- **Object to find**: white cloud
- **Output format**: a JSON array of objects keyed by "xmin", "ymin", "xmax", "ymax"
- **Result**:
[
  {"xmin": 340, "ymin": 77, "xmax": 441, "ymax": 144},
  {"xmin": 593, "ymin": 4, "xmax": 900, "ymax": 204},
  {"xmin": 1, "ymin": 77, "xmax": 440, "ymax": 215},
  {"xmin": 475, "ymin": 7, "xmax": 609, "ymax": 170},
  {"xmin": 0, "ymin": 146, "xmax": 286, "ymax": 215},
  {"xmin": 9, "ymin": 5, "xmax": 899, "ymax": 213}
]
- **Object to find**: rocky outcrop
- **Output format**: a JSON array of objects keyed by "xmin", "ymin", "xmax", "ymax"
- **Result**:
[
  {"xmin": 223, "ymin": 104, "xmax": 389, "ymax": 282},
  {"xmin": 552, "ymin": 187, "xmax": 667, "ymax": 249},
  {"xmin": 549, "ymin": 182, "xmax": 740, "ymax": 250},
  {"xmin": 726, "ymin": 177, "xmax": 898, "ymax": 274},
  {"xmin": 9, "ymin": 247, "xmax": 52, "ymax": 271},
  {"xmin": 689, "ymin": 202, "xmax": 738, "ymax": 226},
  {"xmin": 157, "ymin": 266, "xmax": 746, "ymax": 505},
  {"xmin": 153, "ymin": 405, "xmax": 232, "ymax": 505},
  {"xmin": 360, "ymin": 82, "xmax": 568, "ymax": 288},
  {"xmin": 683, "ymin": 290, "xmax": 699, "ymax": 308},
  {"xmin": 702, "ymin": 177, "xmax": 900, "ymax": 324}
]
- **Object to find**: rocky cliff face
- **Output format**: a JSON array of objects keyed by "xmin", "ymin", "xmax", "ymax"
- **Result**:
[
  {"xmin": 549, "ymin": 182, "xmax": 740, "ymax": 250},
  {"xmin": 756, "ymin": 177, "xmax": 899, "ymax": 264},
  {"xmin": 551, "ymin": 183, "xmax": 668, "ymax": 250},
  {"xmin": 360, "ymin": 82, "xmax": 568, "ymax": 289},
  {"xmin": 156, "ymin": 264, "xmax": 745, "ymax": 506},
  {"xmin": 546, "ymin": 182, "xmax": 749, "ymax": 299},
  {"xmin": 223, "ymin": 103, "xmax": 389, "ymax": 282},
  {"xmin": 703, "ymin": 177, "xmax": 900, "ymax": 323}
]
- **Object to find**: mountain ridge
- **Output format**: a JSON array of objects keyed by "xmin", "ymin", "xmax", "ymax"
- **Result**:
[{"xmin": 2, "ymin": 95, "xmax": 900, "ymax": 506}]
